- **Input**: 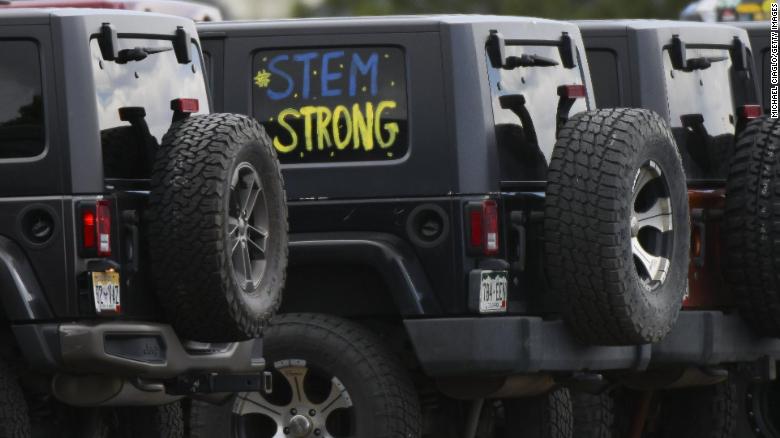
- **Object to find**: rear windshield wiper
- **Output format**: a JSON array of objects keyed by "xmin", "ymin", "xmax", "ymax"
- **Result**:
[
  {"xmin": 116, "ymin": 46, "xmax": 173, "ymax": 64},
  {"xmin": 504, "ymin": 54, "xmax": 559, "ymax": 69},
  {"xmin": 684, "ymin": 56, "xmax": 728, "ymax": 71}
]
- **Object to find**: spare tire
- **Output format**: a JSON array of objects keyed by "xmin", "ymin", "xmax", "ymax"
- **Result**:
[
  {"xmin": 545, "ymin": 108, "xmax": 689, "ymax": 345},
  {"xmin": 724, "ymin": 116, "xmax": 780, "ymax": 336},
  {"xmin": 147, "ymin": 113, "xmax": 287, "ymax": 342}
]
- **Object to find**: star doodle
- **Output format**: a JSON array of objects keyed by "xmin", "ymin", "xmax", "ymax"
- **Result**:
[{"xmin": 254, "ymin": 69, "xmax": 272, "ymax": 88}]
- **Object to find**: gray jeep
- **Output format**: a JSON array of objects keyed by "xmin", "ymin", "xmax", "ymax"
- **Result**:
[{"xmin": 0, "ymin": 8, "xmax": 287, "ymax": 436}]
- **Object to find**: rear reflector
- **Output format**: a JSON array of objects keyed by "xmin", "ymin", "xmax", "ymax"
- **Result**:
[
  {"xmin": 739, "ymin": 104, "xmax": 762, "ymax": 120},
  {"xmin": 558, "ymin": 84, "xmax": 587, "ymax": 99},
  {"xmin": 170, "ymin": 98, "xmax": 199, "ymax": 113}
]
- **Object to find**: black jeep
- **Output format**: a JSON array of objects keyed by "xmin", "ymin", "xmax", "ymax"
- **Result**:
[
  {"xmin": 578, "ymin": 20, "xmax": 780, "ymax": 437},
  {"xmin": 188, "ymin": 15, "xmax": 702, "ymax": 437},
  {"xmin": 0, "ymin": 8, "xmax": 287, "ymax": 436}
]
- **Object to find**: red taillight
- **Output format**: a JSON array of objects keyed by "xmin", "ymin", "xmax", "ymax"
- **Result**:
[
  {"xmin": 470, "ymin": 209, "xmax": 484, "ymax": 248},
  {"xmin": 80, "ymin": 200, "xmax": 111, "ymax": 257},
  {"xmin": 467, "ymin": 200, "xmax": 500, "ymax": 256},
  {"xmin": 739, "ymin": 104, "xmax": 762, "ymax": 120},
  {"xmin": 483, "ymin": 200, "xmax": 499, "ymax": 255},
  {"xmin": 170, "ymin": 98, "xmax": 199, "ymax": 113},
  {"xmin": 82, "ymin": 210, "xmax": 96, "ymax": 249},
  {"xmin": 96, "ymin": 199, "xmax": 112, "ymax": 257},
  {"xmin": 558, "ymin": 84, "xmax": 587, "ymax": 99}
]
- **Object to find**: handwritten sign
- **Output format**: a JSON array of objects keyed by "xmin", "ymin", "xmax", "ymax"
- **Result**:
[{"xmin": 252, "ymin": 47, "xmax": 408, "ymax": 163}]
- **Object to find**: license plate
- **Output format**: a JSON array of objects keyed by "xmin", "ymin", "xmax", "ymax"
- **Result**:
[
  {"xmin": 92, "ymin": 271, "xmax": 121, "ymax": 314},
  {"xmin": 479, "ymin": 271, "xmax": 508, "ymax": 313}
]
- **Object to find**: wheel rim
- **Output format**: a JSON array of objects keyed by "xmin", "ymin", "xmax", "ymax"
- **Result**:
[
  {"xmin": 232, "ymin": 360, "xmax": 355, "ymax": 438},
  {"xmin": 630, "ymin": 160, "xmax": 674, "ymax": 290},
  {"xmin": 229, "ymin": 162, "xmax": 269, "ymax": 291}
]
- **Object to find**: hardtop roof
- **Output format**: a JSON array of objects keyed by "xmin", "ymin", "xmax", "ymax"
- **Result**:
[
  {"xmin": 197, "ymin": 14, "xmax": 575, "ymax": 37},
  {"xmin": 0, "ymin": 7, "xmax": 193, "ymax": 26},
  {"xmin": 577, "ymin": 19, "xmax": 748, "ymax": 46}
]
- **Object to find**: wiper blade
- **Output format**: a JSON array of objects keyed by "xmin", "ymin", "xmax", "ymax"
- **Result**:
[
  {"xmin": 685, "ymin": 56, "xmax": 728, "ymax": 71},
  {"xmin": 115, "ymin": 46, "xmax": 173, "ymax": 64},
  {"xmin": 504, "ymin": 54, "xmax": 559, "ymax": 69}
]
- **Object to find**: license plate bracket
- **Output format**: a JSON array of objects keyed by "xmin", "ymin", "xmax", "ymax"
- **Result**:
[
  {"xmin": 91, "ymin": 271, "xmax": 121, "ymax": 314},
  {"xmin": 469, "ymin": 270, "xmax": 508, "ymax": 314}
]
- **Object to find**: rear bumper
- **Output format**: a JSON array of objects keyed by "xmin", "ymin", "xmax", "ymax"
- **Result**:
[
  {"xmin": 13, "ymin": 321, "xmax": 264, "ymax": 379},
  {"xmin": 652, "ymin": 311, "xmax": 780, "ymax": 365},
  {"xmin": 404, "ymin": 311, "xmax": 780, "ymax": 378}
]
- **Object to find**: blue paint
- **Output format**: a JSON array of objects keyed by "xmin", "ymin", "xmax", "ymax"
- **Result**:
[
  {"xmin": 349, "ymin": 53, "xmax": 378, "ymax": 97},
  {"xmin": 263, "ymin": 50, "xmax": 382, "ymax": 100},
  {"xmin": 293, "ymin": 52, "xmax": 318, "ymax": 99},
  {"xmin": 321, "ymin": 51, "xmax": 344, "ymax": 97},
  {"xmin": 267, "ymin": 54, "xmax": 294, "ymax": 101}
]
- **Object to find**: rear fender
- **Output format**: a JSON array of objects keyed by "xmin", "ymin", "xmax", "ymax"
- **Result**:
[
  {"xmin": 289, "ymin": 232, "xmax": 441, "ymax": 316},
  {"xmin": 0, "ymin": 235, "xmax": 53, "ymax": 321}
]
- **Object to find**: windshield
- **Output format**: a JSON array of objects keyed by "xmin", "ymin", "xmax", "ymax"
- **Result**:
[
  {"xmin": 91, "ymin": 37, "xmax": 210, "ymax": 179},
  {"xmin": 664, "ymin": 47, "xmax": 736, "ymax": 180},
  {"xmin": 488, "ymin": 44, "xmax": 588, "ymax": 182}
]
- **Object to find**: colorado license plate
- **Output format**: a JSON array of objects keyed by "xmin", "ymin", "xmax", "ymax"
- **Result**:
[
  {"xmin": 92, "ymin": 271, "xmax": 121, "ymax": 314},
  {"xmin": 479, "ymin": 271, "xmax": 508, "ymax": 313}
]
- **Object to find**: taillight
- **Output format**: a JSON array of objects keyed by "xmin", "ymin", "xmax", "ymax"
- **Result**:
[
  {"xmin": 80, "ymin": 199, "xmax": 112, "ymax": 257},
  {"xmin": 467, "ymin": 200, "xmax": 500, "ymax": 256},
  {"xmin": 96, "ymin": 199, "xmax": 112, "ymax": 257},
  {"xmin": 739, "ymin": 104, "xmax": 762, "ymax": 120},
  {"xmin": 82, "ymin": 210, "xmax": 96, "ymax": 250},
  {"xmin": 557, "ymin": 84, "xmax": 587, "ymax": 99},
  {"xmin": 170, "ymin": 98, "xmax": 200, "ymax": 113}
]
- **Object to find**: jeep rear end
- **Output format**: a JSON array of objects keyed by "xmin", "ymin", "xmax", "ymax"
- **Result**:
[{"xmin": 0, "ymin": 9, "xmax": 279, "ymax": 411}]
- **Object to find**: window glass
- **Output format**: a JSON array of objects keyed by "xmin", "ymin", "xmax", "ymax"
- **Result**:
[
  {"xmin": 0, "ymin": 40, "xmax": 45, "ymax": 159},
  {"xmin": 664, "ymin": 47, "xmax": 734, "ymax": 179},
  {"xmin": 92, "ymin": 38, "xmax": 210, "ymax": 143},
  {"xmin": 488, "ymin": 44, "xmax": 588, "ymax": 181},
  {"xmin": 203, "ymin": 50, "xmax": 214, "ymax": 95},
  {"xmin": 252, "ymin": 47, "xmax": 408, "ymax": 164},
  {"xmin": 586, "ymin": 49, "xmax": 622, "ymax": 108}
]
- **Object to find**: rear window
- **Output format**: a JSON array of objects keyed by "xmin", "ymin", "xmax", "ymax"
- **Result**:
[
  {"xmin": 664, "ymin": 47, "xmax": 735, "ymax": 180},
  {"xmin": 251, "ymin": 47, "xmax": 408, "ymax": 164},
  {"xmin": 91, "ymin": 38, "xmax": 210, "ymax": 178},
  {"xmin": 0, "ymin": 40, "xmax": 45, "ymax": 159},
  {"xmin": 488, "ymin": 44, "xmax": 588, "ymax": 182},
  {"xmin": 92, "ymin": 38, "xmax": 210, "ymax": 144}
]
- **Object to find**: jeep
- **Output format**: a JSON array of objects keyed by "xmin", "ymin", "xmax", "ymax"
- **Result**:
[
  {"xmin": 0, "ymin": 8, "xmax": 287, "ymax": 436},
  {"xmin": 180, "ymin": 15, "xmax": 707, "ymax": 437},
  {"xmin": 578, "ymin": 20, "xmax": 780, "ymax": 437}
]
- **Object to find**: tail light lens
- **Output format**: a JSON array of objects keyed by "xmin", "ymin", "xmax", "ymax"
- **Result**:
[
  {"xmin": 171, "ymin": 98, "xmax": 200, "ymax": 113},
  {"xmin": 80, "ymin": 199, "xmax": 112, "ymax": 257},
  {"xmin": 467, "ymin": 200, "xmax": 500, "ymax": 256},
  {"xmin": 96, "ymin": 200, "xmax": 112, "ymax": 257},
  {"xmin": 739, "ymin": 104, "xmax": 762, "ymax": 120},
  {"xmin": 82, "ymin": 210, "xmax": 96, "ymax": 250},
  {"xmin": 557, "ymin": 84, "xmax": 587, "ymax": 99}
]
